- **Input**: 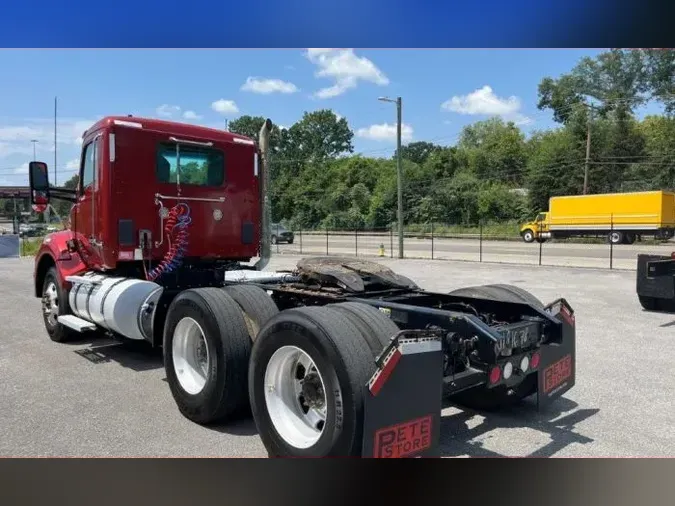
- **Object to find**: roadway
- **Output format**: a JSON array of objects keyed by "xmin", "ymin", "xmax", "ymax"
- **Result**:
[{"xmin": 275, "ymin": 233, "xmax": 675, "ymax": 270}]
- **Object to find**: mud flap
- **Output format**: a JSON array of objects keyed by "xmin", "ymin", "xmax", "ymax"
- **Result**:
[
  {"xmin": 361, "ymin": 334, "xmax": 444, "ymax": 458},
  {"xmin": 537, "ymin": 298, "xmax": 576, "ymax": 410}
]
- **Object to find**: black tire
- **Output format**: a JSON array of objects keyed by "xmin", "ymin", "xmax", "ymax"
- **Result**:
[
  {"xmin": 623, "ymin": 232, "xmax": 636, "ymax": 245},
  {"xmin": 163, "ymin": 288, "xmax": 252, "ymax": 425},
  {"xmin": 287, "ymin": 238, "xmax": 294, "ymax": 245},
  {"xmin": 449, "ymin": 283, "xmax": 545, "ymax": 309},
  {"xmin": 223, "ymin": 284, "xmax": 279, "ymax": 342},
  {"xmin": 447, "ymin": 284, "xmax": 542, "ymax": 410},
  {"xmin": 41, "ymin": 267, "xmax": 77, "ymax": 343},
  {"xmin": 638, "ymin": 294, "xmax": 675, "ymax": 313},
  {"xmin": 328, "ymin": 302, "xmax": 400, "ymax": 357},
  {"xmin": 608, "ymin": 231, "xmax": 623, "ymax": 245},
  {"xmin": 521, "ymin": 229, "xmax": 535, "ymax": 243},
  {"xmin": 249, "ymin": 306, "xmax": 376, "ymax": 457},
  {"xmin": 638, "ymin": 295, "xmax": 658, "ymax": 311},
  {"xmin": 271, "ymin": 235, "xmax": 278, "ymax": 245}
]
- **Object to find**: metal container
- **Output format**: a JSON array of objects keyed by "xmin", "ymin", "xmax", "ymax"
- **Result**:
[{"xmin": 68, "ymin": 273, "xmax": 163, "ymax": 341}]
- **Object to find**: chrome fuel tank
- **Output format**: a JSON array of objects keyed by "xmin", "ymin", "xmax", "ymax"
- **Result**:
[{"xmin": 67, "ymin": 273, "xmax": 163, "ymax": 341}]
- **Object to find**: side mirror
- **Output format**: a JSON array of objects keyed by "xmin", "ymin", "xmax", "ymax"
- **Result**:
[{"xmin": 28, "ymin": 161, "xmax": 50, "ymax": 206}]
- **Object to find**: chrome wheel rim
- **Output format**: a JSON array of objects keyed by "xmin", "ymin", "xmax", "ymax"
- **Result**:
[
  {"xmin": 264, "ymin": 346, "xmax": 329, "ymax": 449},
  {"xmin": 172, "ymin": 317, "xmax": 210, "ymax": 395},
  {"xmin": 42, "ymin": 281, "xmax": 59, "ymax": 327}
]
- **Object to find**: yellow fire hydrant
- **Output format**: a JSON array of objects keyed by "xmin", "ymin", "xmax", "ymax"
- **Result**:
[{"xmin": 378, "ymin": 243, "xmax": 385, "ymax": 257}]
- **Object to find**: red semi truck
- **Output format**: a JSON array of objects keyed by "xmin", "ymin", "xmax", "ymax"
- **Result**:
[{"xmin": 27, "ymin": 115, "xmax": 577, "ymax": 457}]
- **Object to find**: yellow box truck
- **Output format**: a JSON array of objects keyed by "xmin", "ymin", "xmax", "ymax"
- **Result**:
[{"xmin": 520, "ymin": 190, "xmax": 675, "ymax": 245}]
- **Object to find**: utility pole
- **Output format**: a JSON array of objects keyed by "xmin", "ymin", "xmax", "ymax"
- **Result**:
[
  {"xmin": 378, "ymin": 96, "xmax": 404, "ymax": 258},
  {"xmin": 54, "ymin": 96, "xmax": 58, "ymax": 186},
  {"xmin": 583, "ymin": 104, "xmax": 592, "ymax": 195}
]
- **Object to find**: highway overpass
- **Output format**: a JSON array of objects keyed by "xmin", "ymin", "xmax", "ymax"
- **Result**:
[{"xmin": 0, "ymin": 186, "xmax": 30, "ymax": 198}]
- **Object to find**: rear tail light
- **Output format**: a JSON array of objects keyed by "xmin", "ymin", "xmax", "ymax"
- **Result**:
[
  {"xmin": 520, "ymin": 355, "xmax": 530, "ymax": 373},
  {"xmin": 503, "ymin": 361, "xmax": 513, "ymax": 380},
  {"xmin": 489, "ymin": 366, "xmax": 501, "ymax": 384},
  {"xmin": 530, "ymin": 352, "xmax": 540, "ymax": 369}
]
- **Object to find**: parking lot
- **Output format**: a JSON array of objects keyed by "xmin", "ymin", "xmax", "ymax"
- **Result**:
[{"xmin": 1, "ymin": 254, "xmax": 673, "ymax": 457}]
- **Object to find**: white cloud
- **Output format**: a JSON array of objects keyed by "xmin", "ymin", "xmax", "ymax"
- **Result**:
[
  {"xmin": 182, "ymin": 110, "xmax": 202, "ymax": 120},
  {"xmin": 0, "ymin": 117, "xmax": 96, "ymax": 159},
  {"xmin": 211, "ymin": 99, "xmax": 239, "ymax": 115},
  {"xmin": 156, "ymin": 104, "xmax": 181, "ymax": 118},
  {"xmin": 441, "ymin": 85, "xmax": 532, "ymax": 125},
  {"xmin": 305, "ymin": 49, "xmax": 389, "ymax": 99},
  {"xmin": 356, "ymin": 122, "xmax": 413, "ymax": 142},
  {"xmin": 65, "ymin": 158, "xmax": 80, "ymax": 170},
  {"xmin": 14, "ymin": 162, "xmax": 29, "ymax": 174},
  {"xmin": 241, "ymin": 77, "xmax": 299, "ymax": 94}
]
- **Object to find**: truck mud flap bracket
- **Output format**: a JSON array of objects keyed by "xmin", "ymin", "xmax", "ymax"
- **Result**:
[
  {"xmin": 537, "ymin": 298, "xmax": 576, "ymax": 410},
  {"xmin": 361, "ymin": 332, "xmax": 444, "ymax": 458}
]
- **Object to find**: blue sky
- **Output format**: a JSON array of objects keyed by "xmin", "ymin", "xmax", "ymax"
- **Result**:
[{"xmin": 0, "ymin": 49, "xmax": 663, "ymax": 187}]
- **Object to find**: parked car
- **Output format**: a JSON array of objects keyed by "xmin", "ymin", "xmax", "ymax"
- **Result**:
[{"xmin": 271, "ymin": 223, "xmax": 294, "ymax": 244}]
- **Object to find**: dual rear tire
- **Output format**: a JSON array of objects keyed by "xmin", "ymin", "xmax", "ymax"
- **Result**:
[
  {"xmin": 446, "ymin": 284, "xmax": 543, "ymax": 411},
  {"xmin": 163, "ymin": 285, "xmax": 399, "ymax": 457}
]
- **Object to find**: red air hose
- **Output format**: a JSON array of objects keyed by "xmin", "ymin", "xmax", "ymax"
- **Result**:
[{"xmin": 147, "ymin": 203, "xmax": 191, "ymax": 281}]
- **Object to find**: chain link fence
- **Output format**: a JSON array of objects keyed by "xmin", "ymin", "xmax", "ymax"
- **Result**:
[{"xmin": 270, "ymin": 221, "xmax": 675, "ymax": 271}]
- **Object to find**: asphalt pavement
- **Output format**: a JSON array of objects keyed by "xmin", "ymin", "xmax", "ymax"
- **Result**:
[{"xmin": 1, "ymin": 254, "xmax": 673, "ymax": 457}]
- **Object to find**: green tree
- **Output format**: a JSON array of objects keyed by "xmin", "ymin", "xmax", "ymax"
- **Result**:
[
  {"xmin": 396, "ymin": 141, "xmax": 443, "ymax": 166},
  {"xmin": 456, "ymin": 118, "xmax": 528, "ymax": 185}
]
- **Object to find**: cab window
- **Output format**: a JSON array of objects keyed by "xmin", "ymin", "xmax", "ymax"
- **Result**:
[
  {"xmin": 156, "ymin": 142, "xmax": 225, "ymax": 187},
  {"xmin": 536, "ymin": 213, "xmax": 546, "ymax": 222},
  {"xmin": 81, "ymin": 141, "xmax": 96, "ymax": 189}
]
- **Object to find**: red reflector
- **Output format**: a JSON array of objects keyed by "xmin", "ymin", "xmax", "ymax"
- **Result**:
[
  {"xmin": 671, "ymin": 252, "xmax": 675, "ymax": 259},
  {"xmin": 530, "ymin": 352, "xmax": 540, "ymax": 369},
  {"xmin": 489, "ymin": 366, "xmax": 501, "ymax": 384}
]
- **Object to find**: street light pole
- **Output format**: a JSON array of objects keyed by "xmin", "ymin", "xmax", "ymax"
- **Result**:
[
  {"xmin": 31, "ymin": 139, "xmax": 38, "ymax": 161},
  {"xmin": 379, "ymin": 96, "xmax": 404, "ymax": 259}
]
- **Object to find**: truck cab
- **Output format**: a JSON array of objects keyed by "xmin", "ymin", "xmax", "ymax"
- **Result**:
[
  {"xmin": 520, "ymin": 212, "xmax": 549, "ymax": 243},
  {"xmin": 31, "ymin": 116, "xmax": 263, "ymax": 296}
]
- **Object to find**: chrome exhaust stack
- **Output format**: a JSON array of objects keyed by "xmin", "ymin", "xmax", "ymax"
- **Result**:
[{"xmin": 254, "ymin": 118, "xmax": 273, "ymax": 271}]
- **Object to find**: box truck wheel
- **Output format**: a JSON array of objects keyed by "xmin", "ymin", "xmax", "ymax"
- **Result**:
[
  {"xmin": 608, "ymin": 231, "xmax": 623, "ymax": 245},
  {"xmin": 623, "ymin": 233, "xmax": 636, "ymax": 245},
  {"xmin": 163, "ymin": 288, "xmax": 252, "ymax": 425},
  {"xmin": 223, "ymin": 284, "xmax": 279, "ymax": 342},
  {"xmin": 521, "ymin": 229, "xmax": 535, "ymax": 243},
  {"xmin": 249, "ymin": 306, "xmax": 374, "ymax": 457}
]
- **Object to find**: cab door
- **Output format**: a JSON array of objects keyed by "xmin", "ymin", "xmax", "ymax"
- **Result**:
[{"xmin": 73, "ymin": 133, "xmax": 104, "ymax": 266}]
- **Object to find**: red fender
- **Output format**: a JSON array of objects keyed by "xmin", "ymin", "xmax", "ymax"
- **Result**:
[{"xmin": 33, "ymin": 230, "xmax": 90, "ymax": 297}]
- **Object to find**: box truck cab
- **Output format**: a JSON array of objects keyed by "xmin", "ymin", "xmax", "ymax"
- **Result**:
[{"xmin": 520, "ymin": 212, "xmax": 550, "ymax": 243}]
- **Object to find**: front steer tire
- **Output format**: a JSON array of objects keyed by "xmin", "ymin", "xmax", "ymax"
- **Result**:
[
  {"xmin": 249, "ymin": 306, "xmax": 376, "ymax": 457},
  {"xmin": 41, "ymin": 267, "xmax": 78, "ymax": 343},
  {"xmin": 163, "ymin": 288, "xmax": 252, "ymax": 425}
]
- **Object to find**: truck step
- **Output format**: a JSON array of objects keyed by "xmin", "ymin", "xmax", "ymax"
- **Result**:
[{"xmin": 57, "ymin": 315, "xmax": 97, "ymax": 332}]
